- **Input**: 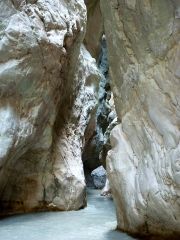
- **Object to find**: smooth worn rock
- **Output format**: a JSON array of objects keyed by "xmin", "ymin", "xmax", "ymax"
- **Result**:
[
  {"xmin": 0, "ymin": 0, "xmax": 101, "ymax": 215},
  {"xmin": 91, "ymin": 166, "xmax": 106, "ymax": 189},
  {"xmin": 99, "ymin": 115, "xmax": 118, "ymax": 168},
  {"xmin": 101, "ymin": 0, "xmax": 180, "ymax": 238},
  {"xmin": 84, "ymin": 0, "xmax": 103, "ymax": 59},
  {"xmin": 101, "ymin": 178, "xmax": 111, "ymax": 197},
  {"xmin": 49, "ymin": 44, "xmax": 100, "ymax": 210}
]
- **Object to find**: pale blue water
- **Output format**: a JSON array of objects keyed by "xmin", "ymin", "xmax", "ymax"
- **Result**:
[{"xmin": 0, "ymin": 189, "xmax": 137, "ymax": 240}]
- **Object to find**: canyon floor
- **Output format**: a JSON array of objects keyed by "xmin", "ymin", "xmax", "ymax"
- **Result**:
[{"xmin": 0, "ymin": 189, "xmax": 137, "ymax": 240}]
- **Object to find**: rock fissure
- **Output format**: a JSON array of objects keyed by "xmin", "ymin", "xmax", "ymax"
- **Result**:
[{"xmin": 0, "ymin": 0, "xmax": 180, "ymax": 239}]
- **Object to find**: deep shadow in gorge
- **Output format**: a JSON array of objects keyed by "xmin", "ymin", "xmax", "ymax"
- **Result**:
[
  {"xmin": 82, "ymin": 35, "xmax": 117, "ymax": 190},
  {"xmin": 0, "ymin": 0, "xmax": 179, "ymax": 239}
]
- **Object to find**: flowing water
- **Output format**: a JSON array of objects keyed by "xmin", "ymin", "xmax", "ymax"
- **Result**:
[{"xmin": 0, "ymin": 189, "xmax": 137, "ymax": 240}]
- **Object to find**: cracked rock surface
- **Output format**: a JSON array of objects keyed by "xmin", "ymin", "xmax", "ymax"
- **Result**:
[{"xmin": 101, "ymin": 0, "xmax": 180, "ymax": 237}]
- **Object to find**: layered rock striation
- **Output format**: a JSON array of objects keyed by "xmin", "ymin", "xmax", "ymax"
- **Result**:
[{"xmin": 101, "ymin": 0, "xmax": 180, "ymax": 237}]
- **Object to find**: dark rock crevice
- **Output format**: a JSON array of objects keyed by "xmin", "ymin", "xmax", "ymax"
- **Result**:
[{"xmin": 82, "ymin": 35, "xmax": 117, "ymax": 190}]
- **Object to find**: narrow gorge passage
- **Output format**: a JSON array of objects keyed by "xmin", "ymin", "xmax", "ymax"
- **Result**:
[
  {"xmin": 0, "ymin": 189, "xmax": 137, "ymax": 240},
  {"xmin": 0, "ymin": 1, "xmax": 179, "ymax": 239}
]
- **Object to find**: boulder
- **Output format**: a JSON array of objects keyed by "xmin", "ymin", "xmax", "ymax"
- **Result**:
[{"xmin": 91, "ymin": 166, "xmax": 106, "ymax": 189}]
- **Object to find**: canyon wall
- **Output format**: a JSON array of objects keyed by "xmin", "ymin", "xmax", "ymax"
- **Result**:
[
  {"xmin": 0, "ymin": 0, "xmax": 100, "ymax": 215},
  {"xmin": 84, "ymin": 0, "xmax": 103, "ymax": 59},
  {"xmin": 101, "ymin": 0, "xmax": 180, "ymax": 237},
  {"xmin": 0, "ymin": 0, "xmax": 180, "ymax": 238}
]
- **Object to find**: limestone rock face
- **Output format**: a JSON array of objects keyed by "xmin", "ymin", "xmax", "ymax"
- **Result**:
[
  {"xmin": 91, "ymin": 166, "xmax": 106, "ymax": 189},
  {"xmin": 101, "ymin": 0, "xmax": 180, "ymax": 237},
  {"xmin": 0, "ymin": 0, "xmax": 100, "ymax": 215},
  {"xmin": 48, "ymin": 44, "xmax": 100, "ymax": 210},
  {"xmin": 84, "ymin": 0, "xmax": 103, "ymax": 59},
  {"xmin": 83, "ymin": 37, "xmax": 117, "ymax": 172},
  {"xmin": 101, "ymin": 178, "xmax": 111, "ymax": 197}
]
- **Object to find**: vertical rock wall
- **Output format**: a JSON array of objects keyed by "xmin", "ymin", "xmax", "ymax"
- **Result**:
[
  {"xmin": 101, "ymin": 0, "xmax": 180, "ymax": 237},
  {"xmin": 84, "ymin": 0, "xmax": 103, "ymax": 59},
  {"xmin": 83, "ymin": 37, "xmax": 117, "ymax": 175},
  {"xmin": 1, "ymin": 2, "xmax": 180, "ymax": 239},
  {"xmin": 0, "ymin": 0, "xmax": 100, "ymax": 215},
  {"xmin": 46, "ymin": 45, "xmax": 100, "ymax": 210}
]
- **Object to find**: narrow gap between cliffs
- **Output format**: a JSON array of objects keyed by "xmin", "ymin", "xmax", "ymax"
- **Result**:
[{"xmin": 82, "ymin": 35, "xmax": 117, "ymax": 196}]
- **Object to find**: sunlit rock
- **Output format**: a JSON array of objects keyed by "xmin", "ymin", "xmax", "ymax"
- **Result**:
[
  {"xmin": 0, "ymin": 0, "xmax": 101, "ymax": 215},
  {"xmin": 101, "ymin": 0, "xmax": 180, "ymax": 237}
]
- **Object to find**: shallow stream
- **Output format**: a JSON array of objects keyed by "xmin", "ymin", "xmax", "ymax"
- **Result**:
[{"xmin": 0, "ymin": 189, "xmax": 137, "ymax": 240}]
